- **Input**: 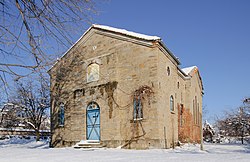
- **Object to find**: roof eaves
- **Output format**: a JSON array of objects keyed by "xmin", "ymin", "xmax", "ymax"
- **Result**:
[
  {"xmin": 158, "ymin": 40, "xmax": 181, "ymax": 65},
  {"xmin": 178, "ymin": 66, "xmax": 189, "ymax": 78}
]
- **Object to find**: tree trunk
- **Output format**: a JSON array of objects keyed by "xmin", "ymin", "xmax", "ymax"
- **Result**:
[
  {"xmin": 35, "ymin": 130, "xmax": 40, "ymax": 141},
  {"xmin": 241, "ymin": 130, "xmax": 244, "ymax": 144}
]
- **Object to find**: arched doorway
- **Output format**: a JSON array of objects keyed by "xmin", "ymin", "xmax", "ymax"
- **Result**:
[{"xmin": 86, "ymin": 102, "xmax": 100, "ymax": 141}]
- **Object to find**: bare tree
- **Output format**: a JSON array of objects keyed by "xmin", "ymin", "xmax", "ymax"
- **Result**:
[
  {"xmin": 0, "ymin": 103, "xmax": 21, "ymax": 128},
  {"xmin": 11, "ymin": 76, "xmax": 50, "ymax": 141},
  {"xmin": 215, "ymin": 99, "xmax": 250, "ymax": 144},
  {"xmin": 0, "ymin": 0, "xmax": 99, "ymax": 94}
]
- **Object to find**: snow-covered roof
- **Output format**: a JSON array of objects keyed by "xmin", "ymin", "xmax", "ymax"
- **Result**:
[
  {"xmin": 204, "ymin": 120, "xmax": 214, "ymax": 129},
  {"xmin": 92, "ymin": 24, "xmax": 161, "ymax": 41},
  {"xmin": 181, "ymin": 66, "xmax": 198, "ymax": 75}
]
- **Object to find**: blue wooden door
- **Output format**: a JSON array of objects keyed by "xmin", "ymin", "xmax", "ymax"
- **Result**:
[{"xmin": 86, "ymin": 102, "xmax": 100, "ymax": 140}]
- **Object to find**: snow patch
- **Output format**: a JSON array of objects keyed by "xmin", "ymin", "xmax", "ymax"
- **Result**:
[
  {"xmin": 0, "ymin": 136, "xmax": 49, "ymax": 149},
  {"xmin": 181, "ymin": 66, "xmax": 197, "ymax": 75},
  {"xmin": 0, "ymin": 140, "xmax": 250, "ymax": 162}
]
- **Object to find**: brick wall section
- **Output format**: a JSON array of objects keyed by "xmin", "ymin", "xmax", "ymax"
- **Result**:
[{"xmin": 178, "ymin": 106, "xmax": 201, "ymax": 143}]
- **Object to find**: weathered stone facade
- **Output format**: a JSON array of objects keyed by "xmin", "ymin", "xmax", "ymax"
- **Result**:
[{"xmin": 48, "ymin": 25, "xmax": 203, "ymax": 149}]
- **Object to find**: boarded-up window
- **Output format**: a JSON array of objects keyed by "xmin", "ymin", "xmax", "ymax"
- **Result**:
[{"xmin": 87, "ymin": 63, "xmax": 99, "ymax": 82}]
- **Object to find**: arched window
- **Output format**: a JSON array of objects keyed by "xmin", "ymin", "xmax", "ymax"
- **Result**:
[
  {"xmin": 133, "ymin": 96, "xmax": 143, "ymax": 120},
  {"xmin": 170, "ymin": 95, "xmax": 174, "ymax": 111},
  {"xmin": 87, "ymin": 102, "xmax": 99, "ymax": 110},
  {"xmin": 87, "ymin": 63, "xmax": 99, "ymax": 82},
  {"xmin": 58, "ymin": 103, "xmax": 65, "ymax": 126}
]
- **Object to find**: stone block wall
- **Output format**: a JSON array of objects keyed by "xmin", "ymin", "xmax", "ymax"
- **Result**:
[{"xmin": 49, "ymin": 28, "xmax": 203, "ymax": 149}]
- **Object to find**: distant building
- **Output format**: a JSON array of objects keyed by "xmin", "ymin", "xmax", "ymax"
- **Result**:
[
  {"xmin": 49, "ymin": 25, "xmax": 204, "ymax": 149},
  {"xmin": 203, "ymin": 121, "xmax": 215, "ymax": 142}
]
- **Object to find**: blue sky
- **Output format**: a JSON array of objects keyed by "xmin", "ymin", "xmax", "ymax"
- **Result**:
[{"xmin": 91, "ymin": 0, "xmax": 250, "ymax": 122}]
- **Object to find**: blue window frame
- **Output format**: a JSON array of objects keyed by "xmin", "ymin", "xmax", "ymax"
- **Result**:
[
  {"xmin": 133, "ymin": 96, "xmax": 143, "ymax": 120},
  {"xmin": 170, "ymin": 95, "xmax": 174, "ymax": 111},
  {"xmin": 58, "ymin": 103, "xmax": 65, "ymax": 126}
]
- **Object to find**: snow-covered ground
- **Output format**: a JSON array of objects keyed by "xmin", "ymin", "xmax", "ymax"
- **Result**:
[{"xmin": 0, "ymin": 138, "xmax": 250, "ymax": 162}]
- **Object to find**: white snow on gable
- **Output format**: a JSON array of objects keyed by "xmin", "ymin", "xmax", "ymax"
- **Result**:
[
  {"xmin": 181, "ymin": 66, "xmax": 197, "ymax": 75},
  {"xmin": 93, "ymin": 24, "xmax": 161, "ymax": 41}
]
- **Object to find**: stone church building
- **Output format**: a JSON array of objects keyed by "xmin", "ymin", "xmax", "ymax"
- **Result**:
[{"xmin": 48, "ymin": 25, "xmax": 204, "ymax": 149}]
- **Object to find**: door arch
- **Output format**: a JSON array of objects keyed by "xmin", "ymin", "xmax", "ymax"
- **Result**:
[{"xmin": 86, "ymin": 102, "xmax": 100, "ymax": 141}]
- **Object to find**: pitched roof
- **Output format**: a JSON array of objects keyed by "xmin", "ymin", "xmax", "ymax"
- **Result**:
[
  {"xmin": 48, "ymin": 24, "xmax": 180, "ymax": 72},
  {"xmin": 181, "ymin": 66, "xmax": 198, "ymax": 75},
  {"xmin": 182, "ymin": 66, "xmax": 204, "ymax": 92}
]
